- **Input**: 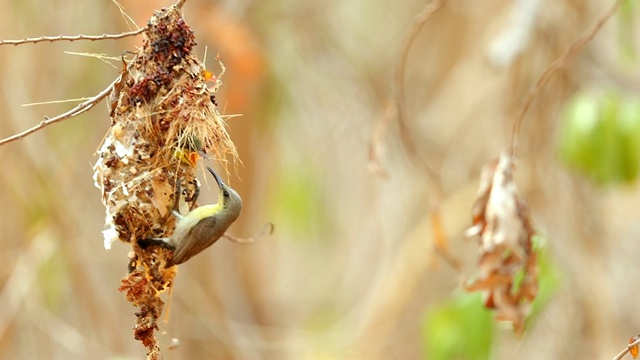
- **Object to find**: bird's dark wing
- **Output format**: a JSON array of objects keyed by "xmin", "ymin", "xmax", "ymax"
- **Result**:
[{"xmin": 170, "ymin": 216, "xmax": 224, "ymax": 265}]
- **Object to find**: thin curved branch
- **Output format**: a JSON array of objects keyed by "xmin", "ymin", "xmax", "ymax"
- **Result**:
[
  {"xmin": 395, "ymin": 0, "xmax": 446, "ymax": 127},
  {"xmin": 393, "ymin": 0, "xmax": 458, "ymax": 272},
  {"xmin": 509, "ymin": 0, "xmax": 623, "ymax": 157},
  {"xmin": 0, "ymin": 78, "xmax": 119, "ymax": 146},
  {"xmin": 394, "ymin": 0, "xmax": 446, "ymax": 182},
  {"xmin": 0, "ymin": 28, "xmax": 146, "ymax": 46}
]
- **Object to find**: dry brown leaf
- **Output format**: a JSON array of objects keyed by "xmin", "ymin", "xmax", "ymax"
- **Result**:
[
  {"xmin": 150, "ymin": 177, "xmax": 172, "ymax": 218},
  {"xmin": 465, "ymin": 152, "xmax": 538, "ymax": 334}
]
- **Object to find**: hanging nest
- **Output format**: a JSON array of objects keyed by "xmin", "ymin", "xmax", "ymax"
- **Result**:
[{"xmin": 92, "ymin": 4, "xmax": 236, "ymax": 358}]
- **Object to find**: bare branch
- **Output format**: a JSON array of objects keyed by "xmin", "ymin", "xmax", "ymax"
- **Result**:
[
  {"xmin": 392, "ymin": 0, "xmax": 453, "ymax": 272},
  {"xmin": 0, "ymin": 28, "xmax": 146, "ymax": 46},
  {"xmin": 395, "ymin": 0, "xmax": 445, "ymax": 127},
  {"xmin": 0, "ymin": 77, "xmax": 119, "ymax": 146},
  {"xmin": 394, "ymin": 0, "xmax": 446, "ymax": 181},
  {"xmin": 509, "ymin": 0, "xmax": 623, "ymax": 157}
]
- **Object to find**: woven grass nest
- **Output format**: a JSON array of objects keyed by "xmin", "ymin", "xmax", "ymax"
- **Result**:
[{"xmin": 92, "ymin": 4, "xmax": 237, "ymax": 357}]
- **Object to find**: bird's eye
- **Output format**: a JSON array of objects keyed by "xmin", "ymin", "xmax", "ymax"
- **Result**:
[{"xmin": 223, "ymin": 190, "xmax": 230, "ymax": 197}]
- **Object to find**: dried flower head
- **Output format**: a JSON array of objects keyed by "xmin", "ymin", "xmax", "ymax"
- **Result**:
[{"xmin": 465, "ymin": 152, "xmax": 538, "ymax": 334}]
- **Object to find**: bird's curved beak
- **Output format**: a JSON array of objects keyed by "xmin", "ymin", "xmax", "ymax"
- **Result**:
[{"xmin": 206, "ymin": 166, "xmax": 225, "ymax": 188}]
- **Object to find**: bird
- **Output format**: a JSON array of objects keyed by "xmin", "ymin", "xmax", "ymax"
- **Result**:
[{"xmin": 140, "ymin": 166, "xmax": 242, "ymax": 266}]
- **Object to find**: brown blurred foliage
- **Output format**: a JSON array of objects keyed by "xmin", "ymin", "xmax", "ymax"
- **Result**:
[{"xmin": 0, "ymin": 0, "xmax": 639, "ymax": 359}]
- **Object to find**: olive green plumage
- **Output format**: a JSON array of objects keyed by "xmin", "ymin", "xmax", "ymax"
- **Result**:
[{"xmin": 143, "ymin": 166, "xmax": 242, "ymax": 266}]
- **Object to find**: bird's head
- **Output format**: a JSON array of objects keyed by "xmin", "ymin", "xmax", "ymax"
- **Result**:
[{"xmin": 206, "ymin": 166, "xmax": 242, "ymax": 219}]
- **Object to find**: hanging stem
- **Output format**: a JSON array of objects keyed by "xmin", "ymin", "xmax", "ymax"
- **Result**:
[{"xmin": 509, "ymin": 0, "xmax": 623, "ymax": 158}]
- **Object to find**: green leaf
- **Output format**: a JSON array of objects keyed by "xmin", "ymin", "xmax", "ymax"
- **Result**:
[
  {"xmin": 559, "ymin": 91, "xmax": 640, "ymax": 185},
  {"xmin": 421, "ymin": 293, "xmax": 494, "ymax": 360}
]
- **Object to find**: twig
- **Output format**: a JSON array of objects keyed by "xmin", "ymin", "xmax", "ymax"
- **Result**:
[
  {"xmin": 392, "ymin": 0, "xmax": 459, "ymax": 271},
  {"xmin": 395, "ymin": 0, "xmax": 446, "ymax": 126},
  {"xmin": 175, "ymin": 0, "xmax": 187, "ymax": 9},
  {"xmin": 0, "ymin": 28, "xmax": 146, "ymax": 46},
  {"xmin": 394, "ymin": 0, "xmax": 446, "ymax": 182},
  {"xmin": 509, "ymin": 0, "xmax": 624, "ymax": 157},
  {"xmin": 0, "ymin": 77, "xmax": 119, "ymax": 146},
  {"xmin": 613, "ymin": 336, "xmax": 640, "ymax": 360}
]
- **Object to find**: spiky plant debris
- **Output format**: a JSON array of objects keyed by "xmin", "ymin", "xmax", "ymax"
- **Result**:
[
  {"xmin": 93, "ymin": 4, "xmax": 236, "ymax": 357},
  {"xmin": 465, "ymin": 152, "xmax": 538, "ymax": 334}
]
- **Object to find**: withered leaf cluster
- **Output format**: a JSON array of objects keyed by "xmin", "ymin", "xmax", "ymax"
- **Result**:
[
  {"xmin": 465, "ymin": 152, "xmax": 538, "ymax": 334},
  {"xmin": 92, "ymin": 4, "xmax": 236, "ymax": 358}
]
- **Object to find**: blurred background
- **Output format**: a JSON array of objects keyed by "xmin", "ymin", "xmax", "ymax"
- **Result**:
[{"xmin": 0, "ymin": 0, "xmax": 639, "ymax": 359}]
